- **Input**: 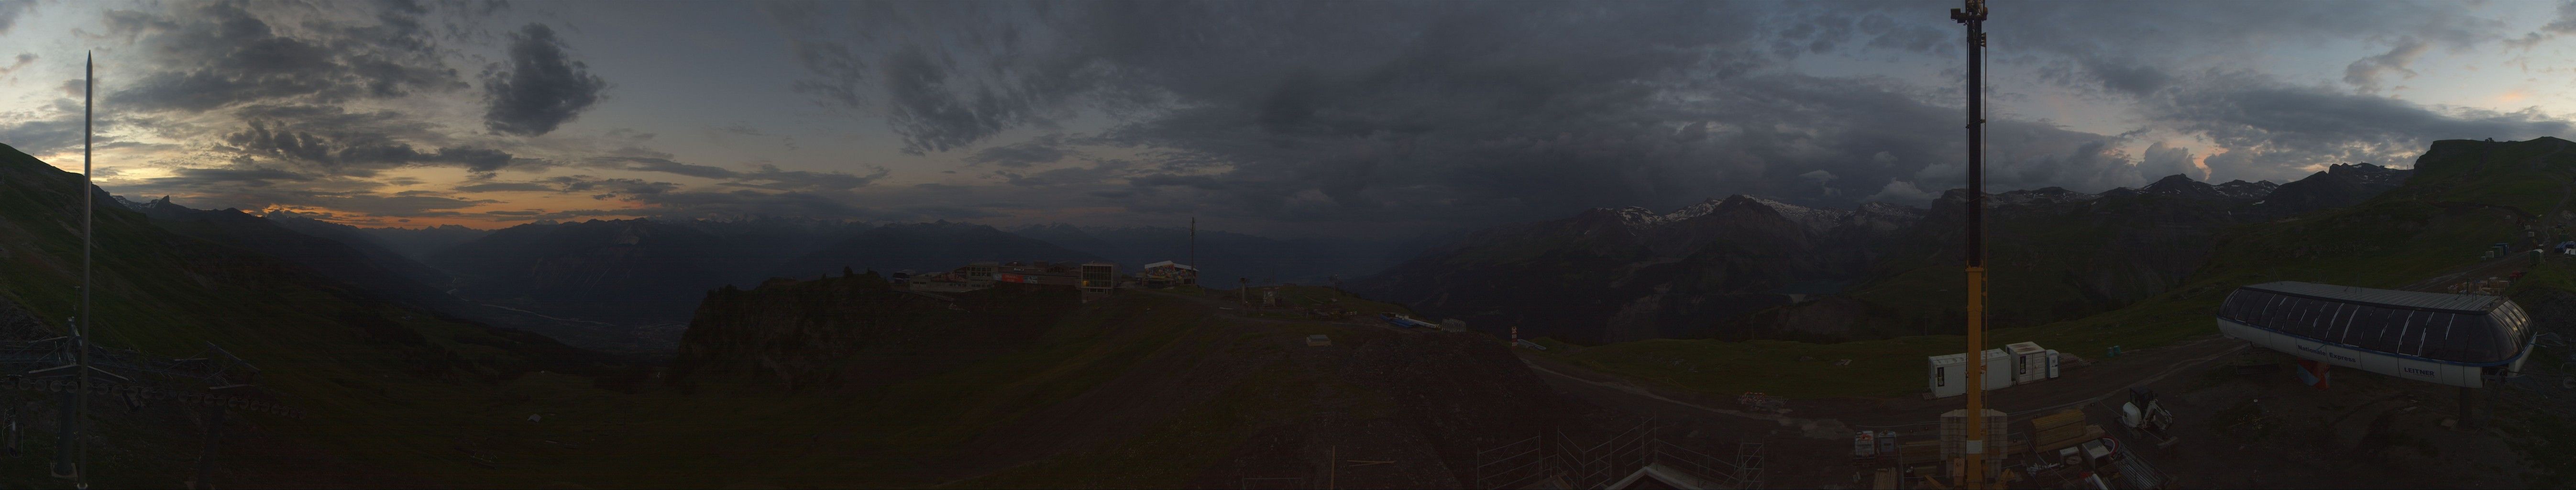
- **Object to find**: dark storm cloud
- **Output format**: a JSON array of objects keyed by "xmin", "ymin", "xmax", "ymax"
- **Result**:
[
  {"xmin": 766, "ymin": 1, "xmax": 2196, "ymax": 223},
  {"xmin": 874, "ymin": 45, "xmax": 1039, "ymax": 155},
  {"xmin": 305, "ymin": 194, "xmax": 495, "ymax": 217},
  {"xmin": 479, "ymin": 208, "xmax": 635, "ymax": 221},
  {"xmin": 0, "ymin": 1, "xmax": 28, "ymax": 35},
  {"xmin": 2547, "ymin": 1, "xmax": 2576, "ymax": 34},
  {"xmin": 507, "ymin": 175, "xmax": 918, "ymax": 221},
  {"xmin": 223, "ymin": 119, "xmax": 522, "ymax": 176},
  {"xmin": 2144, "ymin": 70, "xmax": 2572, "ymax": 183},
  {"xmin": 148, "ymin": 167, "xmax": 318, "ymax": 187},
  {"xmin": 107, "ymin": 2, "xmax": 465, "ymax": 113},
  {"xmin": 724, "ymin": 164, "xmax": 892, "ymax": 191},
  {"xmin": 71, "ymin": 1, "xmax": 563, "ymax": 210},
  {"xmin": 631, "ymin": 189, "xmax": 873, "ymax": 218},
  {"xmin": 592, "ymin": 156, "xmax": 738, "ymax": 179},
  {"xmin": 481, "ymin": 23, "xmax": 607, "ymax": 136},
  {"xmin": 0, "ymin": 110, "xmax": 93, "ymax": 157},
  {"xmin": 2136, "ymin": 142, "xmax": 2198, "ymax": 180},
  {"xmin": 0, "ymin": 53, "xmax": 34, "ymax": 78},
  {"xmin": 1942, "ymin": 1, "xmax": 2572, "ymax": 185},
  {"xmin": 2343, "ymin": 36, "xmax": 2427, "ymax": 93},
  {"xmin": 584, "ymin": 156, "xmax": 888, "ymax": 191},
  {"xmin": 785, "ymin": 39, "xmax": 867, "ymax": 110},
  {"xmin": 452, "ymin": 181, "xmax": 556, "ymax": 192},
  {"xmin": 993, "ymin": 158, "xmax": 1135, "ymax": 188},
  {"xmin": 543, "ymin": 175, "xmax": 678, "ymax": 198},
  {"xmin": 963, "ymin": 134, "xmax": 1077, "ymax": 167},
  {"xmin": 2082, "ymin": 59, "xmax": 2173, "ymax": 98}
]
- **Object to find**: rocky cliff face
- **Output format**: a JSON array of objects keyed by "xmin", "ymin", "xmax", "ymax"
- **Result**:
[
  {"xmin": 2251, "ymin": 163, "xmax": 2413, "ymax": 215},
  {"xmin": 2215, "ymin": 179, "xmax": 2280, "ymax": 200}
]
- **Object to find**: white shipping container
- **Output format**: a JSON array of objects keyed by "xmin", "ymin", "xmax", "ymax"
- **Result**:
[
  {"xmin": 1926, "ymin": 348, "xmax": 2015, "ymax": 398},
  {"xmin": 2008, "ymin": 342, "xmax": 2050, "ymax": 384}
]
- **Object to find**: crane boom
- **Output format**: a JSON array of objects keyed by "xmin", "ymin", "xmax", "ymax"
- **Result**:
[{"xmin": 1948, "ymin": 1, "xmax": 1991, "ymax": 488}]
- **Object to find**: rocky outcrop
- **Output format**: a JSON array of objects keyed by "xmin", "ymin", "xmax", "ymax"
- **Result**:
[
  {"xmin": 2251, "ymin": 163, "xmax": 2413, "ymax": 214},
  {"xmin": 2136, "ymin": 174, "xmax": 2235, "ymax": 201},
  {"xmin": 2215, "ymin": 179, "xmax": 2280, "ymax": 200}
]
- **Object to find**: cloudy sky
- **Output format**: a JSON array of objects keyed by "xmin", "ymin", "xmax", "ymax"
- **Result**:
[{"xmin": 3, "ymin": 0, "xmax": 2575, "ymax": 237}]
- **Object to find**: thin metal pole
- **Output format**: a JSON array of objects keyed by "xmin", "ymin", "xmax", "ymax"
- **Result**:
[
  {"xmin": 192, "ymin": 407, "xmax": 224, "ymax": 490},
  {"xmin": 79, "ymin": 51, "xmax": 95, "ymax": 490},
  {"xmin": 1189, "ymin": 217, "xmax": 1197, "ymax": 287},
  {"xmin": 62, "ymin": 51, "xmax": 96, "ymax": 488}
]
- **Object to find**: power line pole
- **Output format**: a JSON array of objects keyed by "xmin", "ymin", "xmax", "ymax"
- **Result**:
[{"xmin": 1948, "ymin": 2, "xmax": 1991, "ymax": 489}]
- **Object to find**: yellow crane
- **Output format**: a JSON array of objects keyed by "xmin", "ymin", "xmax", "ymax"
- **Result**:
[{"xmin": 1947, "ymin": 0, "xmax": 1993, "ymax": 488}]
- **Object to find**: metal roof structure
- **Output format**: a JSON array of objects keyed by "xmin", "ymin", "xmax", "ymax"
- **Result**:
[
  {"xmin": 2240, "ymin": 281, "xmax": 2503, "ymax": 313},
  {"xmin": 2222, "ymin": 283, "xmax": 2534, "ymax": 366}
]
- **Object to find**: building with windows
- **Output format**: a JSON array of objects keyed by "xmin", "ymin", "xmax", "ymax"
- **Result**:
[
  {"xmin": 1138, "ymin": 260, "xmax": 1197, "ymax": 288},
  {"xmin": 964, "ymin": 261, "xmax": 1000, "ymax": 288},
  {"xmin": 2217, "ymin": 281, "xmax": 2537, "ymax": 388},
  {"xmin": 1080, "ymin": 262, "xmax": 1118, "ymax": 302}
]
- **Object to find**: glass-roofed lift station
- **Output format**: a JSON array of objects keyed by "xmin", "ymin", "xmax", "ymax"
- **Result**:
[{"xmin": 2217, "ymin": 281, "xmax": 2538, "ymax": 388}]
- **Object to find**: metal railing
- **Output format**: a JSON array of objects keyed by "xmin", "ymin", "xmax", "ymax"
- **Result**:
[
  {"xmin": 1473, "ymin": 434, "xmax": 1553, "ymax": 490},
  {"xmin": 1558, "ymin": 423, "xmax": 1650, "ymax": 489}
]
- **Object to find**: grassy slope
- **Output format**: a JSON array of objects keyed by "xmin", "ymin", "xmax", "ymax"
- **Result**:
[
  {"xmin": 404, "ymin": 287, "xmax": 1431, "ymax": 489},
  {"xmin": 0, "ymin": 144, "xmax": 649, "ymax": 488},
  {"xmin": 1543, "ymin": 137, "xmax": 2576, "ymax": 399},
  {"xmin": 439, "ymin": 292, "xmax": 1214, "ymax": 488},
  {"xmin": 0, "ymin": 140, "xmax": 1474, "ymax": 488}
]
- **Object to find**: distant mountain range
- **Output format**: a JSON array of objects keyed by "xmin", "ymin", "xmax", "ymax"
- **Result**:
[
  {"xmin": 1350, "ymin": 194, "xmax": 1916, "ymax": 344},
  {"xmin": 1355, "ymin": 165, "xmax": 2414, "ymax": 345},
  {"xmin": 78, "ymin": 198, "xmax": 1414, "ymax": 352},
  {"xmin": 82, "ymin": 153, "xmax": 2414, "ymax": 353},
  {"xmin": 1008, "ymin": 224, "xmax": 1412, "ymax": 286},
  {"xmin": 350, "ymin": 223, "xmax": 492, "ymax": 260},
  {"xmin": 121, "ymin": 196, "xmax": 454, "ymax": 301},
  {"xmin": 781, "ymin": 221, "xmax": 1102, "ymax": 279}
]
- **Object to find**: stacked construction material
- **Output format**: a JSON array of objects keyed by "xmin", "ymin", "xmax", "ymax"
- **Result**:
[
  {"xmin": 2030, "ymin": 408, "xmax": 2105, "ymax": 456},
  {"xmin": 1898, "ymin": 440, "xmax": 1943, "ymax": 470},
  {"xmin": 1940, "ymin": 409, "xmax": 2009, "ymax": 477}
]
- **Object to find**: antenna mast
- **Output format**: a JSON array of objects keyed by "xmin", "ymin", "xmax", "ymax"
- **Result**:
[
  {"xmin": 60, "ymin": 51, "xmax": 96, "ymax": 489},
  {"xmin": 1949, "ymin": 1, "xmax": 1991, "ymax": 489},
  {"xmin": 1189, "ymin": 217, "xmax": 1196, "ymax": 287}
]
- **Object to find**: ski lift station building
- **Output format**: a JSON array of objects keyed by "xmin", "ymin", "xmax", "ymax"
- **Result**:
[{"xmin": 2217, "ymin": 281, "xmax": 2537, "ymax": 388}]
